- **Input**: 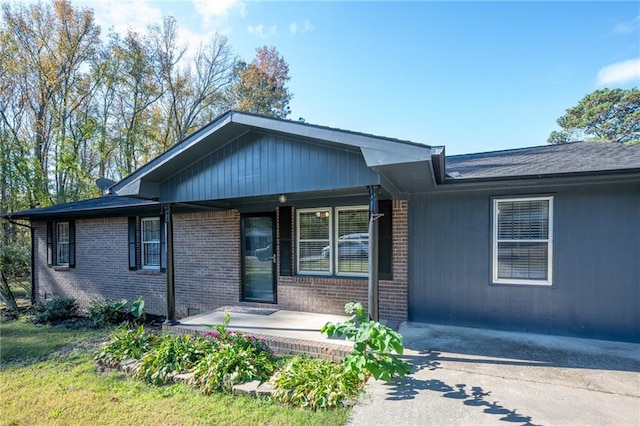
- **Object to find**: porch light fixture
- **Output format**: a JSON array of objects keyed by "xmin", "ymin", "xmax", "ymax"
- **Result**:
[{"xmin": 278, "ymin": 194, "xmax": 287, "ymax": 203}]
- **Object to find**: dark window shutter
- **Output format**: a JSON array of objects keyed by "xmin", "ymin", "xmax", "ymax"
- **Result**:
[
  {"xmin": 160, "ymin": 214, "xmax": 167, "ymax": 272},
  {"xmin": 46, "ymin": 221, "xmax": 53, "ymax": 267},
  {"xmin": 278, "ymin": 207, "xmax": 293, "ymax": 276},
  {"xmin": 378, "ymin": 200, "xmax": 393, "ymax": 279},
  {"xmin": 128, "ymin": 217, "xmax": 137, "ymax": 270},
  {"xmin": 68, "ymin": 221, "xmax": 76, "ymax": 268}
]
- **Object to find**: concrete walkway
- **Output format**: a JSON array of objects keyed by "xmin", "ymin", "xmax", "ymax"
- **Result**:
[{"xmin": 348, "ymin": 323, "xmax": 640, "ymax": 426}]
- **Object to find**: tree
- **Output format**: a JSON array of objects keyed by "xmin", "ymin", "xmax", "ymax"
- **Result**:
[
  {"xmin": 230, "ymin": 46, "xmax": 293, "ymax": 118},
  {"xmin": 548, "ymin": 88, "xmax": 640, "ymax": 145}
]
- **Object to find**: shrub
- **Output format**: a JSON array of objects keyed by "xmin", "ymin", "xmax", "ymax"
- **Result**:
[
  {"xmin": 270, "ymin": 356, "xmax": 362, "ymax": 410},
  {"xmin": 86, "ymin": 298, "xmax": 128, "ymax": 328},
  {"xmin": 137, "ymin": 335, "xmax": 214, "ymax": 385},
  {"xmin": 321, "ymin": 301, "xmax": 412, "ymax": 382},
  {"xmin": 94, "ymin": 325, "xmax": 159, "ymax": 368},
  {"xmin": 191, "ymin": 341, "xmax": 274, "ymax": 394},
  {"xmin": 33, "ymin": 296, "xmax": 78, "ymax": 324},
  {"xmin": 191, "ymin": 312, "xmax": 274, "ymax": 394}
]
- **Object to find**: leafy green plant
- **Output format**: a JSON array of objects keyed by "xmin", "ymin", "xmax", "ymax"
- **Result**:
[
  {"xmin": 270, "ymin": 355, "xmax": 362, "ymax": 410},
  {"xmin": 321, "ymin": 301, "xmax": 412, "ymax": 381},
  {"xmin": 94, "ymin": 325, "xmax": 159, "ymax": 368},
  {"xmin": 137, "ymin": 335, "xmax": 214, "ymax": 385},
  {"xmin": 33, "ymin": 296, "xmax": 79, "ymax": 324},
  {"xmin": 131, "ymin": 296, "xmax": 145, "ymax": 322},
  {"xmin": 191, "ymin": 342, "xmax": 274, "ymax": 394},
  {"xmin": 191, "ymin": 313, "xmax": 274, "ymax": 393},
  {"xmin": 86, "ymin": 298, "xmax": 128, "ymax": 328}
]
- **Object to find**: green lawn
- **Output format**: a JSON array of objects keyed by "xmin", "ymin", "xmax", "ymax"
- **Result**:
[{"xmin": 0, "ymin": 318, "xmax": 351, "ymax": 426}]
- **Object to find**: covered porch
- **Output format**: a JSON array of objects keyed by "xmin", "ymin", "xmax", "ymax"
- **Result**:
[{"xmin": 163, "ymin": 306, "xmax": 354, "ymax": 361}]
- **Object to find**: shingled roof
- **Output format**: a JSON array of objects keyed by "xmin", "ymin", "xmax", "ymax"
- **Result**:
[
  {"xmin": 445, "ymin": 142, "xmax": 640, "ymax": 180},
  {"xmin": 6, "ymin": 195, "xmax": 160, "ymax": 220}
]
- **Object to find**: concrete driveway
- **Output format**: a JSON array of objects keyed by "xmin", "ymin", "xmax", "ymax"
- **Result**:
[{"xmin": 348, "ymin": 323, "xmax": 640, "ymax": 426}]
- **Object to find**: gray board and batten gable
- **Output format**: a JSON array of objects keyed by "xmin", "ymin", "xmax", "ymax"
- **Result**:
[{"xmin": 112, "ymin": 111, "xmax": 444, "ymax": 205}]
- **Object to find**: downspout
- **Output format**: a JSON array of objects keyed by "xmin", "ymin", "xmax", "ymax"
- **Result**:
[
  {"xmin": 3, "ymin": 217, "xmax": 36, "ymax": 305},
  {"xmin": 368, "ymin": 185, "xmax": 380, "ymax": 321},
  {"xmin": 163, "ymin": 204, "xmax": 178, "ymax": 325}
]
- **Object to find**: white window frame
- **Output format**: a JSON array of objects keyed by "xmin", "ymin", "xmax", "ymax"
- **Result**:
[
  {"xmin": 492, "ymin": 196, "xmax": 553, "ymax": 286},
  {"xmin": 141, "ymin": 217, "xmax": 161, "ymax": 270},
  {"xmin": 296, "ymin": 206, "xmax": 369, "ymax": 277},
  {"xmin": 334, "ymin": 206, "xmax": 369, "ymax": 277},
  {"xmin": 56, "ymin": 222, "xmax": 69, "ymax": 266},
  {"xmin": 296, "ymin": 207, "xmax": 332, "ymax": 275}
]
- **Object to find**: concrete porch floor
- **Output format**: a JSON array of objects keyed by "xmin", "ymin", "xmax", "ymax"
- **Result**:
[{"xmin": 163, "ymin": 307, "xmax": 354, "ymax": 360}]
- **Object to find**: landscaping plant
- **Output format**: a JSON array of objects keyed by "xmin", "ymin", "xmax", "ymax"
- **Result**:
[
  {"xmin": 270, "ymin": 355, "xmax": 362, "ymax": 410},
  {"xmin": 33, "ymin": 296, "xmax": 79, "ymax": 324},
  {"xmin": 94, "ymin": 325, "xmax": 160, "ymax": 368},
  {"xmin": 137, "ymin": 334, "xmax": 214, "ymax": 385},
  {"xmin": 321, "ymin": 301, "xmax": 412, "ymax": 381},
  {"xmin": 85, "ymin": 298, "xmax": 128, "ymax": 328},
  {"xmin": 191, "ymin": 311, "xmax": 275, "ymax": 393}
]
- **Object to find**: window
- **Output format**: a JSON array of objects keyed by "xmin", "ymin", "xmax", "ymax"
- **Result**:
[
  {"xmin": 56, "ymin": 222, "xmax": 70, "ymax": 265},
  {"xmin": 141, "ymin": 217, "xmax": 161, "ymax": 269},
  {"xmin": 46, "ymin": 220, "xmax": 75, "ymax": 267},
  {"xmin": 128, "ymin": 216, "xmax": 165, "ymax": 271},
  {"xmin": 297, "ymin": 206, "xmax": 369, "ymax": 276},
  {"xmin": 493, "ymin": 196, "xmax": 553, "ymax": 285}
]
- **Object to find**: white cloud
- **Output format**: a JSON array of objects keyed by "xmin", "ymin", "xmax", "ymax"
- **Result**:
[
  {"xmin": 89, "ymin": 0, "xmax": 163, "ymax": 35},
  {"xmin": 288, "ymin": 20, "xmax": 313, "ymax": 35},
  {"xmin": 192, "ymin": 0, "xmax": 246, "ymax": 25},
  {"xmin": 613, "ymin": 15, "xmax": 640, "ymax": 35},
  {"xmin": 248, "ymin": 24, "xmax": 277, "ymax": 38},
  {"xmin": 596, "ymin": 59, "xmax": 640, "ymax": 86},
  {"xmin": 303, "ymin": 19, "xmax": 314, "ymax": 32}
]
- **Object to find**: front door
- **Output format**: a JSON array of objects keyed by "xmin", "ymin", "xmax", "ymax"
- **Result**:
[{"xmin": 242, "ymin": 214, "xmax": 276, "ymax": 303}]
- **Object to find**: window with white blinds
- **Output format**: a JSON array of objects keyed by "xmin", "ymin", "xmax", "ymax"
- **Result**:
[
  {"xmin": 493, "ymin": 197, "xmax": 553, "ymax": 285},
  {"xmin": 296, "ymin": 206, "xmax": 369, "ymax": 276},
  {"xmin": 141, "ymin": 217, "xmax": 161, "ymax": 269}
]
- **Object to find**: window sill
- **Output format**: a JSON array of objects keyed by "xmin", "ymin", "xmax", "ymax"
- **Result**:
[
  {"xmin": 135, "ymin": 269, "xmax": 164, "ymax": 276},
  {"xmin": 293, "ymin": 273, "xmax": 368, "ymax": 280},
  {"xmin": 52, "ymin": 265, "xmax": 70, "ymax": 271},
  {"xmin": 491, "ymin": 281, "xmax": 553, "ymax": 287}
]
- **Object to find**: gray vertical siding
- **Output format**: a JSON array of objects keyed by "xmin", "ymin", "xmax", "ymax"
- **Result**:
[
  {"xmin": 160, "ymin": 132, "xmax": 380, "ymax": 202},
  {"xmin": 408, "ymin": 181, "xmax": 640, "ymax": 342}
]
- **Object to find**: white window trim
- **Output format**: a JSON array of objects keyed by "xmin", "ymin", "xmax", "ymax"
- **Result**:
[
  {"xmin": 296, "ymin": 207, "xmax": 332, "ymax": 275},
  {"xmin": 141, "ymin": 217, "xmax": 161, "ymax": 270},
  {"xmin": 296, "ymin": 206, "xmax": 369, "ymax": 277},
  {"xmin": 492, "ymin": 196, "xmax": 553, "ymax": 286},
  {"xmin": 56, "ymin": 221, "xmax": 69, "ymax": 266},
  {"xmin": 335, "ymin": 206, "xmax": 369, "ymax": 277}
]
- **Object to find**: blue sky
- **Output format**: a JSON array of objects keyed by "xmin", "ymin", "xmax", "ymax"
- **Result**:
[{"xmin": 80, "ymin": 1, "xmax": 639, "ymax": 155}]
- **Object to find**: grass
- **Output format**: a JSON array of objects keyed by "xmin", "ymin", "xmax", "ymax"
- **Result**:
[{"xmin": 0, "ymin": 317, "xmax": 351, "ymax": 426}]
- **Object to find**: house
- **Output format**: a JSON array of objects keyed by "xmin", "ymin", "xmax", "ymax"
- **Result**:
[{"xmin": 7, "ymin": 111, "xmax": 640, "ymax": 342}]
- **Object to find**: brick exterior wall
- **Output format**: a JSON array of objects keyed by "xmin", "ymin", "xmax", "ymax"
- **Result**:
[
  {"xmin": 32, "ymin": 200, "xmax": 408, "ymax": 321},
  {"xmin": 173, "ymin": 210, "xmax": 241, "ymax": 318},
  {"xmin": 33, "ymin": 217, "xmax": 167, "ymax": 315}
]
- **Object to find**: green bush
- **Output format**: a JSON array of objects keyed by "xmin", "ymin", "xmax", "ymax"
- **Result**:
[
  {"xmin": 33, "ymin": 296, "xmax": 78, "ymax": 324},
  {"xmin": 322, "ymin": 301, "xmax": 412, "ymax": 381},
  {"xmin": 191, "ymin": 341, "xmax": 274, "ymax": 394},
  {"xmin": 94, "ymin": 325, "xmax": 159, "ymax": 368},
  {"xmin": 86, "ymin": 298, "xmax": 128, "ymax": 328},
  {"xmin": 270, "ymin": 356, "xmax": 362, "ymax": 410},
  {"xmin": 137, "ymin": 335, "xmax": 214, "ymax": 385}
]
